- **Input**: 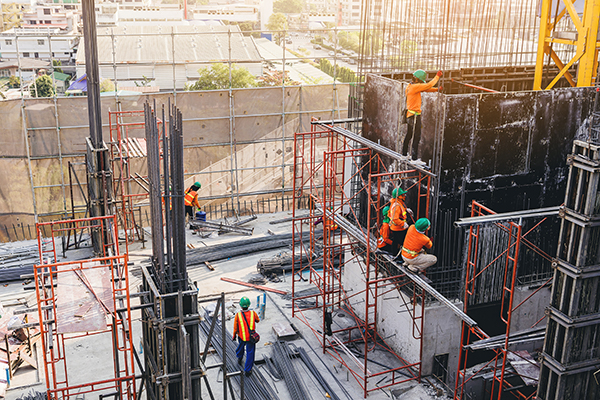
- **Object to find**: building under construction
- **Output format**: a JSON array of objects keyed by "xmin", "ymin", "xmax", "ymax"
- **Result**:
[{"xmin": 0, "ymin": 0, "xmax": 599, "ymax": 399}]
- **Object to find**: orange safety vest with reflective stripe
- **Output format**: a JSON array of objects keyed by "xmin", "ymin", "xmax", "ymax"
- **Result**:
[
  {"xmin": 389, "ymin": 199, "xmax": 407, "ymax": 232},
  {"xmin": 233, "ymin": 310, "xmax": 259, "ymax": 342},
  {"xmin": 184, "ymin": 188, "xmax": 201, "ymax": 208},
  {"xmin": 377, "ymin": 222, "xmax": 392, "ymax": 248}
]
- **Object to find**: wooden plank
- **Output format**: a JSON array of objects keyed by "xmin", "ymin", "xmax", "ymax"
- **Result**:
[{"xmin": 220, "ymin": 277, "xmax": 287, "ymax": 295}]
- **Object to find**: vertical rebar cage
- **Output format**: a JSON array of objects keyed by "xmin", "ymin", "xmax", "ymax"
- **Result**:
[
  {"xmin": 34, "ymin": 215, "xmax": 136, "ymax": 400},
  {"xmin": 291, "ymin": 121, "xmax": 433, "ymax": 397}
]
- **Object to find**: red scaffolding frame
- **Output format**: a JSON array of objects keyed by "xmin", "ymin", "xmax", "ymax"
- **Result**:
[
  {"xmin": 34, "ymin": 215, "xmax": 136, "ymax": 400},
  {"xmin": 454, "ymin": 201, "xmax": 554, "ymax": 400},
  {"xmin": 291, "ymin": 121, "xmax": 434, "ymax": 397},
  {"xmin": 109, "ymin": 109, "xmax": 161, "ymax": 253}
]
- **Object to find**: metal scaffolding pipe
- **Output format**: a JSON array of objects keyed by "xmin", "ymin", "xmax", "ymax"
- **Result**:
[{"xmin": 454, "ymin": 206, "xmax": 560, "ymax": 227}]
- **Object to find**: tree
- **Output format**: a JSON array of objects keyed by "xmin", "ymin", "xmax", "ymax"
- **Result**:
[
  {"xmin": 52, "ymin": 59, "xmax": 63, "ymax": 73},
  {"xmin": 100, "ymin": 78, "xmax": 115, "ymax": 92},
  {"xmin": 185, "ymin": 63, "xmax": 257, "ymax": 90},
  {"xmin": 30, "ymin": 74, "xmax": 55, "ymax": 97},
  {"xmin": 8, "ymin": 76, "xmax": 20, "ymax": 89},
  {"xmin": 266, "ymin": 13, "xmax": 288, "ymax": 43},
  {"xmin": 273, "ymin": 0, "xmax": 303, "ymax": 14},
  {"xmin": 134, "ymin": 75, "xmax": 153, "ymax": 87}
]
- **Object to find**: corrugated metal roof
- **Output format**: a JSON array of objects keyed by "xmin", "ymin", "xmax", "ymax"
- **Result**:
[{"xmin": 76, "ymin": 25, "xmax": 262, "ymax": 65}]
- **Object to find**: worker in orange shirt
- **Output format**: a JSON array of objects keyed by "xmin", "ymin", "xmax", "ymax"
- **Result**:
[
  {"xmin": 389, "ymin": 188, "xmax": 413, "ymax": 254},
  {"xmin": 400, "ymin": 218, "xmax": 437, "ymax": 273},
  {"xmin": 377, "ymin": 205, "xmax": 393, "ymax": 254},
  {"xmin": 402, "ymin": 69, "xmax": 443, "ymax": 162},
  {"xmin": 233, "ymin": 296, "xmax": 260, "ymax": 377},
  {"xmin": 184, "ymin": 182, "xmax": 201, "ymax": 225}
]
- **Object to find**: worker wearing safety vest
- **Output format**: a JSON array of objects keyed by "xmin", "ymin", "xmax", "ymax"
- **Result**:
[
  {"xmin": 233, "ymin": 296, "xmax": 260, "ymax": 376},
  {"xmin": 401, "ymin": 218, "xmax": 437, "ymax": 273},
  {"xmin": 402, "ymin": 69, "xmax": 443, "ymax": 161},
  {"xmin": 389, "ymin": 188, "xmax": 413, "ymax": 255},
  {"xmin": 377, "ymin": 205, "xmax": 393, "ymax": 254},
  {"xmin": 184, "ymin": 182, "xmax": 201, "ymax": 224}
]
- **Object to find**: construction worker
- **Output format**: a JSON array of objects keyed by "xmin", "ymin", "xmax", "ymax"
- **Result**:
[
  {"xmin": 184, "ymin": 182, "xmax": 201, "ymax": 225},
  {"xmin": 232, "ymin": 296, "xmax": 260, "ymax": 377},
  {"xmin": 402, "ymin": 69, "xmax": 443, "ymax": 161},
  {"xmin": 376, "ymin": 205, "xmax": 393, "ymax": 254},
  {"xmin": 389, "ymin": 188, "xmax": 412, "ymax": 254},
  {"xmin": 400, "ymin": 218, "xmax": 437, "ymax": 273}
]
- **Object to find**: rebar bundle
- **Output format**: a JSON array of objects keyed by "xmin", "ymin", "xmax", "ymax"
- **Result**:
[
  {"xmin": 270, "ymin": 340, "xmax": 310, "ymax": 400},
  {"xmin": 199, "ymin": 314, "xmax": 280, "ymax": 400}
]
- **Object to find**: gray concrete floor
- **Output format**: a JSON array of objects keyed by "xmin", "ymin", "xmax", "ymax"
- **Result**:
[{"xmin": 2, "ymin": 211, "xmax": 444, "ymax": 400}]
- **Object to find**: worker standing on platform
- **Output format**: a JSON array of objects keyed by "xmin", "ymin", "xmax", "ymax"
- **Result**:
[
  {"xmin": 389, "ymin": 188, "xmax": 413, "ymax": 254},
  {"xmin": 233, "ymin": 297, "xmax": 260, "ymax": 377},
  {"xmin": 400, "ymin": 218, "xmax": 437, "ymax": 273},
  {"xmin": 377, "ymin": 205, "xmax": 393, "ymax": 254},
  {"xmin": 184, "ymin": 182, "xmax": 201, "ymax": 225},
  {"xmin": 402, "ymin": 69, "xmax": 443, "ymax": 162}
]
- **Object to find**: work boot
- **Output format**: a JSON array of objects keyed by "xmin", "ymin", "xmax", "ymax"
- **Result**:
[{"xmin": 245, "ymin": 371, "xmax": 252, "ymax": 377}]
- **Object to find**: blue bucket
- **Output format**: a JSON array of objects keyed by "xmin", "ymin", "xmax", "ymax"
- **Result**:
[{"xmin": 195, "ymin": 211, "xmax": 206, "ymax": 221}]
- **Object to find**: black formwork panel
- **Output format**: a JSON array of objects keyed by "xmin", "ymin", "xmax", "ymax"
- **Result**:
[
  {"xmin": 537, "ymin": 364, "xmax": 600, "ymax": 400},
  {"xmin": 539, "ymin": 140, "xmax": 600, "ymax": 400}
]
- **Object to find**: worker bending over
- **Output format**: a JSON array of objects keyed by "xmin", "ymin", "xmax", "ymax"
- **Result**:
[
  {"xmin": 377, "ymin": 206, "xmax": 393, "ymax": 254},
  {"xmin": 232, "ymin": 297, "xmax": 260, "ymax": 377},
  {"xmin": 184, "ymin": 182, "xmax": 201, "ymax": 225},
  {"xmin": 389, "ymin": 188, "xmax": 413, "ymax": 254},
  {"xmin": 403, "ymin": 69, "xmax": 443, "ymax": 162},
  {"xmin": 400, "ymin": 218, "xmax": 437, "ymax": 273}
]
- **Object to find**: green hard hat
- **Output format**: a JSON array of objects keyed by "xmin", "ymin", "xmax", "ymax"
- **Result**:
[
  {"xmin": 396, "ymin": 188, "xmax": 407, "ymax": 196},
  {"xmin": 413, "ymin": 69, "xmax": 427, "ymax": 83},
  {"xmin": 382, "ymin": 205, "xmax": 390, "ymax": 216},
  {"xmin": 415, "ymin": 218, "xmax": 430, "ymax": 232},
  {"xmin": 392, "ymin": 188, "xmax": 398, "ymax": 198},
  {"xmin": 239, "ymin": 296, "xmax": 250, "ymax": 309},
  {"xmin": 194, "ymin": 182, "xmax": 201, "ymax": 188}
]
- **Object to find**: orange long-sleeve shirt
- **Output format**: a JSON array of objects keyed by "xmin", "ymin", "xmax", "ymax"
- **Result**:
[
  {"xmin": 406, "ymin": 75, "xmax": 440, "ymax": 117},
  {"xmin": 401, "ymin": 225, "xmax": 433, "ymax": 259}
]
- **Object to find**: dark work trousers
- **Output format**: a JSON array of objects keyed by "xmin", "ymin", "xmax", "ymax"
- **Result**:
[
  {"xmin": 236, "ymin": 338, "xmax": 256, "ymax": 373},
  {"xmin": 402, "ymin": 114, "xmax": 422, "ymax": 160},
  {"xmin": 390, "ymin": 229, "xmax": 408, "ymax": 257},
  {"xmin": 185, "ymin": 205, "xmax": 194, "ymax": 220}
]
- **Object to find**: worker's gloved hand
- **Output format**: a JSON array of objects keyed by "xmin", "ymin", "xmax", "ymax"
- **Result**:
[
  {"xmin": 437, "ymin": 70, "xmax": 443, "ymax": 77},
  {"xmin": 407, "ymin": 208, "xmax": 414, "ymax": 217},
  {"xmin": 438, "ymin": 86, "xmax": 443, "ymax": 93},
  {"xmin": 403, "ymin": 222, "xmax": 409, "ymax": 229}
]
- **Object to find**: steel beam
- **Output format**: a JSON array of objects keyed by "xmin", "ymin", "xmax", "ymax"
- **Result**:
[{"xmin": 315, "ymin": 122, "xmax": 436, "ymax": 177}]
